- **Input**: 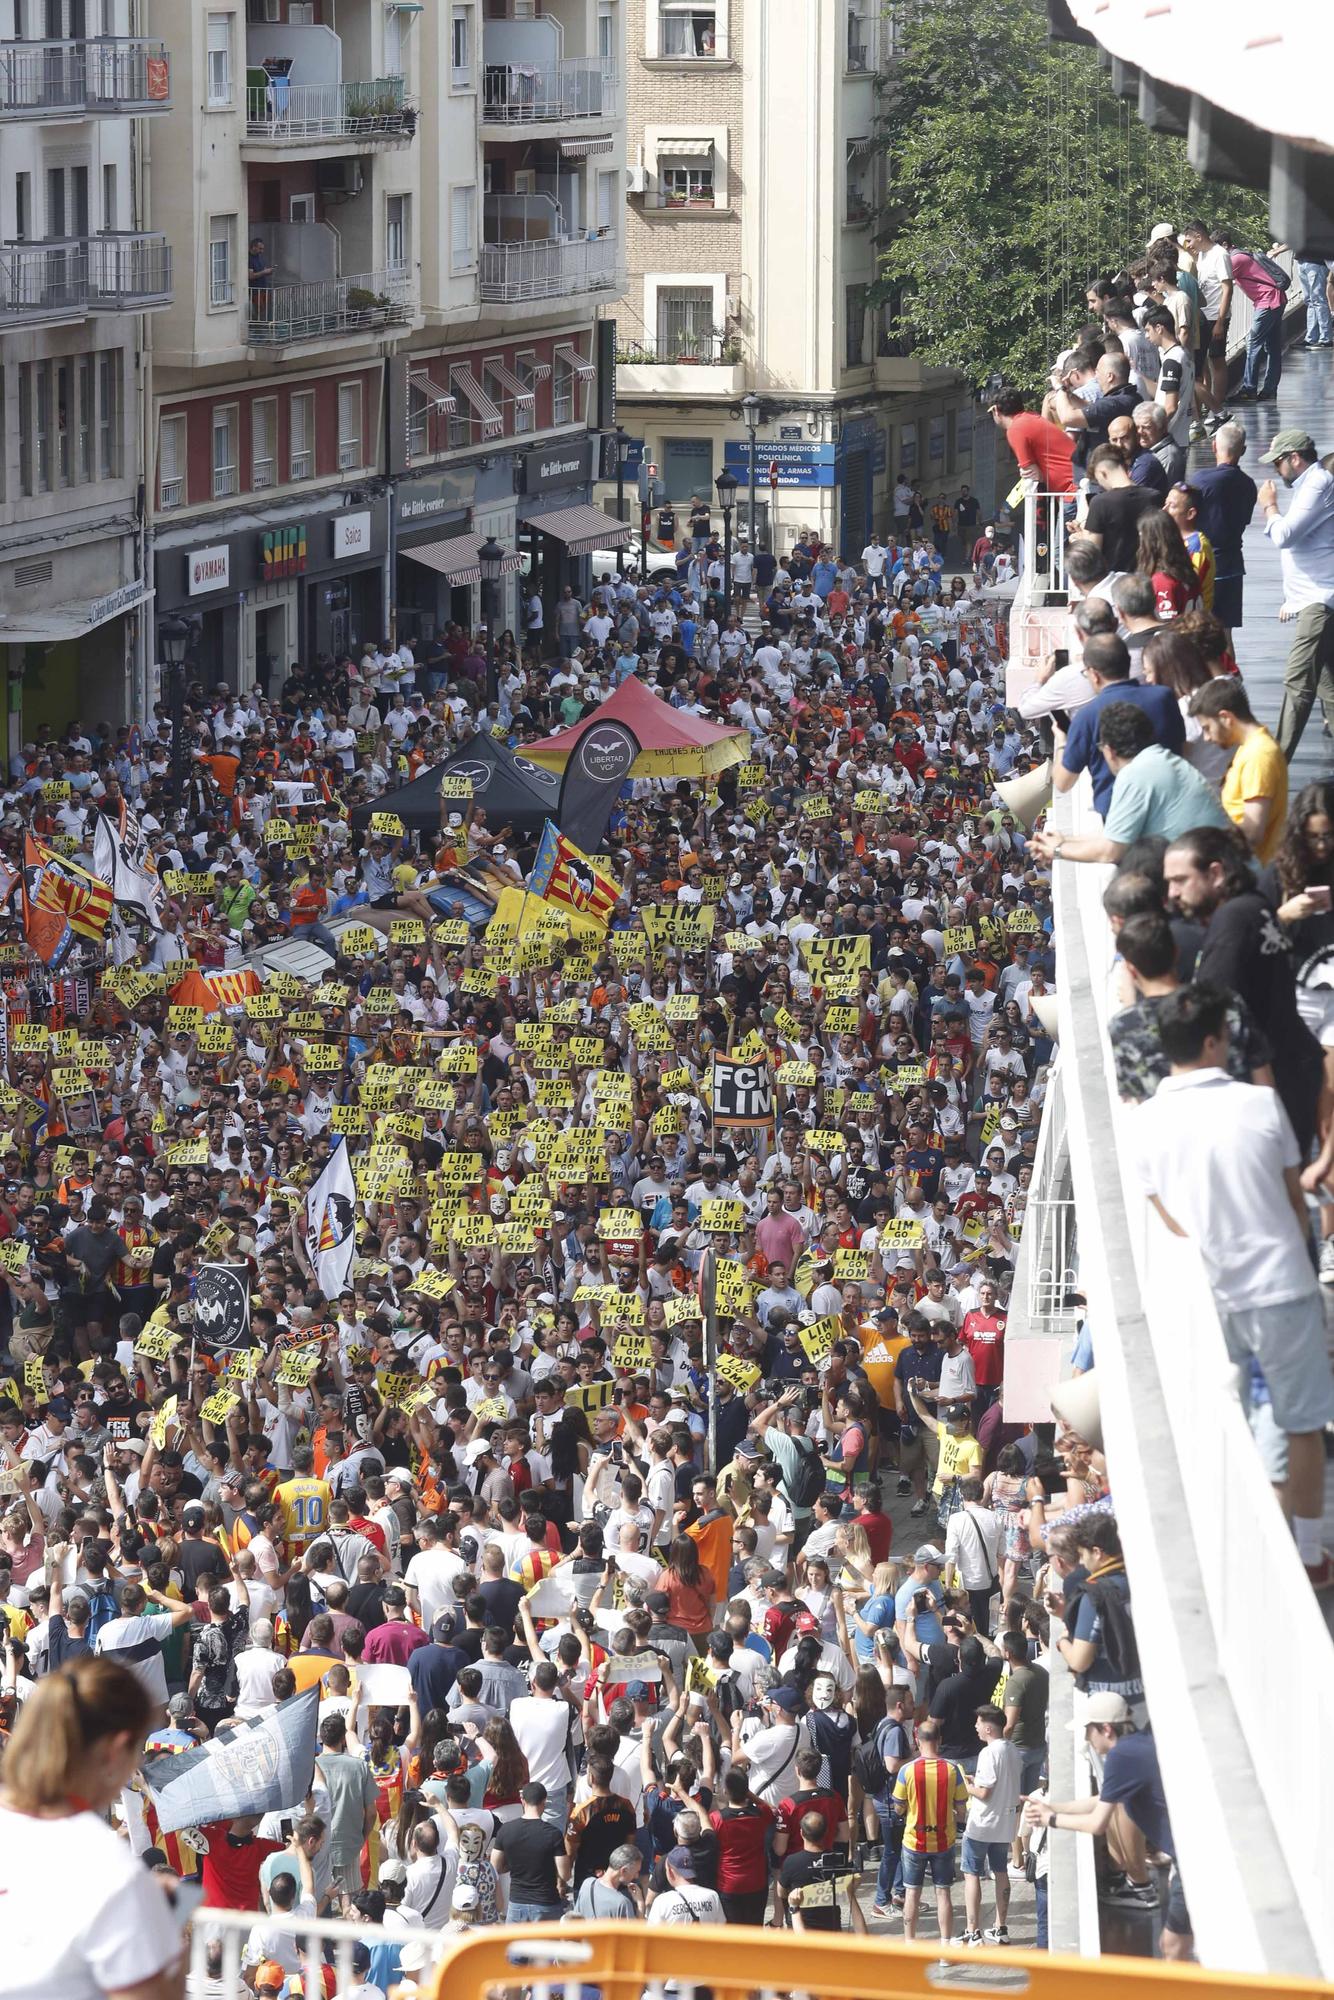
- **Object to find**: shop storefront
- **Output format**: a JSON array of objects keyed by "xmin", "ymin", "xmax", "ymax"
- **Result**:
[
  {"xmin": 516, "ymin": 435, "xmax": 630, "ymax": 640},
  {"xmin": 393, "ymin": 467, "xmax": 475, "ymax": 646},
  {"xmin": 0, "ymin": 530, "xmax": 149, "ymax": 755},
  {"xmin": 155, "ymin": 495, "xmax": 389, "ymax": 693}
]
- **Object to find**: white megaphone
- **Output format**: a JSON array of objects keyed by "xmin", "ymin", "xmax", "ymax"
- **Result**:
[
  {"xmin": 996, "ymin": 759, "xmax": 1052, "ymax": 832},
  {"xmin": 1028, "ymin": 993, "xmax": 1059, "ymax": 1041},
  {"xmin": 1050, "ymin": 1368, "xmax": 1102, "ymax": 1450}
]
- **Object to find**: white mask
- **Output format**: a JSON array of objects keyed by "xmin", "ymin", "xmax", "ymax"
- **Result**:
[{"xmin": 810, "ymin": 1673, "xmax": 837, "ymax": 1711}]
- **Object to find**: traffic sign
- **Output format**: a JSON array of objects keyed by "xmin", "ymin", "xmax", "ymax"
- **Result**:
[{"xmin": 769, "ymin": 460, "xmax": 779, "ymax": 488}]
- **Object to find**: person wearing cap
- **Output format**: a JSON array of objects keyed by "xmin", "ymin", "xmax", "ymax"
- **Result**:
[
  {"xmin": 647, "ymin": 1843, "xmax": 726, "ymax": 1924},
  {"xmin": 1025, "ymin": 1693, "xmax": 1191, "ymax": 1954},
  {"xmin": 1256, "ymin": 429, "xmax": 1334, "ymax": 759}
]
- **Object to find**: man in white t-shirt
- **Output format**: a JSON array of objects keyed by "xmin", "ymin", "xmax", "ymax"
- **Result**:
[
  {"xmin": 94, "ymin": 1581, "xmax": 193, "ymax": 1714},
  {"xmin": 509, "ymin": 1665, "xmax": 576, "ymax": 1825},
  {"xmin": 960, "ymin": 1707, "xmax": 1023, "ymax": 1945},
  {"xmin": 647, "ymin": 1846, "xmax": 726, "ymax": 1922},
  {"xmin": 404, "ymin": 1523, "xmax": 468, "ymax": 1632},
  {"xmin": 1181, "ymin": 219, "xmax": 1233, "ymax": 418}
]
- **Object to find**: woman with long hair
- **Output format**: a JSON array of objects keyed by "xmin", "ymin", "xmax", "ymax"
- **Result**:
[
  {"xmin": 982, "ymin": 1442, "xmax": 1034, "ymax": 1605},
  {"xmin": 1269, "ymin": 781, "xmax": 1334, "ymax": 953},
  {"xmin": 1141, "ymin": 626, "xmax": 1232, "ymax": 786},
  {"xmin": 1136, "ymin": 509, "xmax": 1203, "ymax": 620},
  {"xmin": 653, "ymin": 1535, "xmax": 715, "ymax": 1638},
  {"xmin": 478, "ymin": 1716, "xmax": 529, "ymax": 1821},
  {"xmin": 0, "ymin": 1660, "xmax": 184, "ymax": 1998}
]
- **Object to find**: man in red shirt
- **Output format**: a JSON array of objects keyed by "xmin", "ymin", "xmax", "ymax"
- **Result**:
[
  {"xmin": 991, "ymin": 389, "xmax": 1076, "ymax": 494},
  {"xmin": 774, "ymin": 1749, "xmax": 849, "ymax": 1864},
  {"xmin": 709, "ymin": 1766, "xmax": 776, "ymax": 1925},
  {"xmin": 961, "ymin": 1278, "xmax": 1007, "ymax": 1414}
]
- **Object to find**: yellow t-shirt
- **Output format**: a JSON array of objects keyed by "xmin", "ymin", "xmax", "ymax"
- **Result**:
[
  {"xmin": 934, "ymin": 1426, "xmax": 983, "ymax": 1495},
  {"xmin": 274, "ymin": 1474, "xmax": 332, "ymax": 1546},
  {"xmin": 1221, "ymin": 727, "xmax": 1287, "ymax": 864}
]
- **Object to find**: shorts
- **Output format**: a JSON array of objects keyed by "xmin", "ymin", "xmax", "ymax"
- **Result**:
[
  {"xmin": 901, "ymin": 1846, "xmax": 956, "ymax": 1889},
  {"xmin": 1219, "ymin": 1292, "xmax": 1334, "ymax": 1434},
  {"xmin": 1211, "ymin": 574, "xmax": 1243, "ymax": 628},
  {"xmin": 1195, "ymin": 318, "xmax": 1212, "ymax": 371},
  {"xmin": 961, "ymin": 1838, "xmax": 1010, "ymax": 1878}
]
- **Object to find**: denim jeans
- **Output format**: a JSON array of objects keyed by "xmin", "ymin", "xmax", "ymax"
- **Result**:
[
  {"xmin": 873, "ymin": 1802, "xmax": 903, "ymax": 1905},
  {"xmin": 1298, "ymin": 260, "xmax": 1333, "ymax": 343},
  {"xmin": 1035, "ymin": 1873, "xmax": 1049, "ymax": 1949},
  {"xmin": 507, "ymin": 1901, "xmax": 564, "ymax": 1924},
  {"xmin": 1241, "ymin": 303, "xmax": 1284, "ymax": 395},
  {"xmin": 541, "ymin": 1785, "xmax": 570, "ymax": 1830}
]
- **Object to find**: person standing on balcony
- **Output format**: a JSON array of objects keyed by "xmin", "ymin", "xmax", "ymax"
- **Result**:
[
  {"xmin": 1052, "ymin": 633, "xmax": 1185, "ymax": 816},
  {"xmin": 990, "ymin": 391, "xmax": 1075, "ymax": 495},
  {"xmin": 1255, "ymin": 430, "xmax": 1334, "ymax": 761},
  {"xmin": 1129, "ymin": 981, "xmax": 1334, "ymax": 1592},
  {"xmin": 1191, "ymin": 423, "xmax": 1258, "ymax": 641}
]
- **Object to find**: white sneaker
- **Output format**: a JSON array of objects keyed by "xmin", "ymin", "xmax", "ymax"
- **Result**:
[
  {"xmin": 983, "ymin": 1925, "xmax": 1011, "ymax": 1946},
  {"xmin": 1319, "ymin": 1237, "xmax": 1334, "ymax": 1285}
]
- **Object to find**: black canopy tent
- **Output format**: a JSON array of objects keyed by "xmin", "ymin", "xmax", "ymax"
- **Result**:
[{"xmin": 349, "ymin": 733, "xmax": 562, "ymax": 840}]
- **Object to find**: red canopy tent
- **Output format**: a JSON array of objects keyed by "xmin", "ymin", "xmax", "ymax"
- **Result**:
[{"xmin": 525, "ymin": 675, "xmax": 747, "ymax": 778}]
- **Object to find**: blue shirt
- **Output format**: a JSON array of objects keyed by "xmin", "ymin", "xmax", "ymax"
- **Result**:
[
  {"xmin": 1192, "ymin": 462, "xmax": 1258, "ymax": 575},
  {"xmin": 1263, "ymin": 460, "xmax": 1334, "ymax": 609},
  {"xmin": 854, "ymin": 1590, "xmax": 898, "ymax": 1661},
  {"xmin": 894, "ymin": 1574, "xmax": 946, "ymax": 1647},
  {"xmin": 1061, "ymin": 681, "xmax": 1184, "ymax": 815}
]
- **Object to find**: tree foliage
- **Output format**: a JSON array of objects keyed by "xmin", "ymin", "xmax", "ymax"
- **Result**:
[{"xmin": 872, "ymin": 0, "xmax": 1270, "ymax": 391}]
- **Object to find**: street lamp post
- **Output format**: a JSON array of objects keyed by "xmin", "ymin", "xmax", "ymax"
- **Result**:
[
  {"xmin": 741, "ymin": 391, "xmax": 761, "ymax": 546},
  {"xmin": 157, "ymin": 615, "xmax": 192, "ymax": 813},
  {"xmin": 477, "ymin": 536, "xmax": 507, "ymax": 709},
  {"xmin": 614, "ymin": 429, "xmax": 633, "ymax": 578},
  {"xmin": 715, "ymin": 466, "xmax": 738, "ymax": 616}
]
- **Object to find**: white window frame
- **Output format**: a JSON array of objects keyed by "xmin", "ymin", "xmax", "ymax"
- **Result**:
[
  {"xmin": 643, "ymin": 272, "xmax": 728, "ymax": 357},
  {"xmin": 98, "ymin": 351, "xmax": 120, "ymax": 481},
  {"xmin": 552, "ymin": 354, "xmax": 575, "ymax": 428},
  {"xmin": 386, "ymin": 193, "xmax": 409, "ymax": 276},
  {"xmin": 251, "ymin": 395, "xmax": 277, "ymax": 490},
  {"xmin": 159, "ymin": 410, "xmax": 186, "ymax": 511},
  {"xmin": 449, "ymin": 183, "xmax": 477, "ymax": 275},
  {"xmin": 337, "ymin": 380, "xmax": 363, "ymax": 471},
  {"xmin": 647, "ymin": 0, "xmax": 728, "ymax": 60},
  {"xmin": 450, "ymin": 5, "xmax": 473, "ymax": 88},
  {"xmin": 206, "ymin": 11, "xmax": 233, "ymax": 108},
  {"xmin": 290, "ymin": 193, "xmax": 316, "ymax": 225},
  {"xmin": 646, "ymin": 125, "xmax": 729, "ymax": 211},
  {"xmin": 208, "ymin": 214, "xmax": 235, "ymax": 309},
  {"xmin": 289, "ymin": 389, "xmax": 314, "ymax": 482},
  {"xmin": 212, "ymin": 402, "xmax": 238, "ymax": 500}
]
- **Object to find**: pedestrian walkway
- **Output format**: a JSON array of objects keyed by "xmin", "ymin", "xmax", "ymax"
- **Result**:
[{"xmin": 1196, "ymin": 342, "xmax": 1334, "ymax": 785}]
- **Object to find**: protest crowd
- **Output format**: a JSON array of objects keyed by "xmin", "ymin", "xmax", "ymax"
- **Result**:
[{"xmin": 0, "ymin": 211, "xmax": 1332, "ymax": 2000}]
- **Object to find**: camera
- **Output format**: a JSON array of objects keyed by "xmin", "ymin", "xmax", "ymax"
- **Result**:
[{"xmin": 811, "ymin": 1845, "xmax": 855, "ymax": 1877}]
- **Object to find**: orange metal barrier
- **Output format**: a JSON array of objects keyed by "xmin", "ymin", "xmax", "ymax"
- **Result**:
[{"xmin": 428, "ymin": 1923, "xmax": 1334, "ymax": 2000}]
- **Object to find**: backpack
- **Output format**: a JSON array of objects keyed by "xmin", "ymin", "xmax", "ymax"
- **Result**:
[
  {"xmin": 1249, "ymin": 249, "xmax": 1291, "ymax": 295},
  {"xmin": 787, "ymin": 1435, "xmax": 826, "ymax": 1511},
  {"xmin": 83, "ymin": 1581, "xmax": 118, "ymax": 1643},
  {"xmin": 851, "ymin": 1714, "xmax": 910, "ymax": 1800}
]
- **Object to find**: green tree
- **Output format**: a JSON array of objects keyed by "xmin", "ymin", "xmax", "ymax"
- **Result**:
[{"xmin": 872, "ymin": 0, "xmax": 1269, "ymax": 390}]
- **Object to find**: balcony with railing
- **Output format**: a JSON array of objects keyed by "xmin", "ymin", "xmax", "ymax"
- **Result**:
[
  {"xmin": 87, "ymin": 231, "xmax": 172, "ymax": 311},
  {"xmin": 246, "ymin": 267, "xmax": 414, "ymax": 347},
  {"xmin": 617, "ymin": 332, "xmax": 744, "ymax": 398},
  {"xmin": 479, "ymin": 229, "xmax": 617, "ymax": 304},
  {"xmin": 243, "ymin": 72, "xmax": 414, "ymax": 148},
  {"xmin": 0, "ymin": 36, "xmax": 170, "ymax": 116},
  {"xmin": 0, "ymin": 240, "xmax": 87, "ymax": 327},
  {"xmin": 482, "ymin": 54, "xmax": 616, "ymax": 125}
]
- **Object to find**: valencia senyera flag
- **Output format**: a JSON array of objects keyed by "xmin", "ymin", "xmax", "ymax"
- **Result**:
[{"xmin": 527, "ymin": 820, "xmax": 619, "ymax": 927}]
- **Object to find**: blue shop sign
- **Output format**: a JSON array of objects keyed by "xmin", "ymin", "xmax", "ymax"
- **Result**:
[{"xmin": 723, "ymin": 440, "xmax": 841, "ymax": 487}]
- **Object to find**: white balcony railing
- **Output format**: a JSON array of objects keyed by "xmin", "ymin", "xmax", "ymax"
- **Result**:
[
  {"xmin": 86, "ymin": 231, "xmax": 173, "ymax": 309},
  {"xmin": 0, "ymin": 36, "xmax": 170, "ymax": 115},
  {"xmin": 1029, "ymin": 778, "xmax": 1334, "ymax": 1978},
  {"xmin": 481, "ymin": 56, "xmax": 616, "ymax": 122},
  {"xmin": 0, "ymin": 232, "xmax": 171, "ymax": 324},
  {"xmin": 159, "ymin": 476, "xmax": 184, "ymax": 511},
  {"xmin": 244, "ymin": 73, "xmax": 413, "ymax": 142},
  {"xmin": 246, "ymin": 267, "xmax": 414, "ymax": 346},
  {"xmin": 479, "ymin": 231, "xmax": 617, "ymax": 303}
]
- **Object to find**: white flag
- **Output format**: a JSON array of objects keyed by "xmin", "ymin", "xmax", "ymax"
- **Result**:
[
  {"xmin": 93, "ymin": 803, "xmax": 164, "ymax": 930},
  {"xmin": 304, "ymin": 1139, "xmax": 357, "ymax": 1299}
]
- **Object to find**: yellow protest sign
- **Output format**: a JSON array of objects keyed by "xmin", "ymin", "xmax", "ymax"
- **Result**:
[
  {"xmin": 716, "ymin": 1354, "xmax": 761, "ymax": 1392},
  {"xmin": 700, "ymin": 1198, "xmax": 744, "ymax": 1234},
  {"xmin": 338, "ymin": 925, "xmax": 382, "ymax": 957},
  {"xmin": 149, "ymin": 1396, "xmax": 178, "ymax": 1449},
  {"xmin": 833, "ymin": 1248, "xmax": 871, "ymax": 1280},
  {"xmin": 776, "ymin": 1061, "xmax": 818, "ymax": 1088},
  {"xmin": 135, "ymin": 1328, "xmax": 181, "ymax": 1361},
  {"xmin": 822, "ymin": 1006, "xmax": 860, "ymax": 1035},
  {"xmin": 799, "ymin": 1314, "xmax": 841, "ymax": 1362},
  {"xmin": 243, "ymin": 993, "xmax": 282, "ymax": 1020},
  {"xmin": 166, "ymin": 1006, "xmax": 203, "ymax": 1033},
  {"xmin": 369, "ymin": 812, "xmax": 405, "ymax": 837},
  {"xmin": 201, "ymin": 1389, "xmax": 242, "ymax": 1424},
  {"xmin": 277, "ymin": 1349, "xmax": 320, "ymax": 1387},
  {"xmin": 301, "ymin": 1044, "xmax": 344, "ymax": 1072},
  {"xmin": 942, "ymin": 925, "xmax": 976, "ymax": 955},
  {"xmin": 167, "ymin": 1139, "xmax": 208, "ymax": 1167},
  {"xmin": 611, "ymin": 1332, "xmax": 653, "ymax": 1369},
  {"xmin": 880, "ymin": 1218, "xmax": 926, "ymax": 1247}
]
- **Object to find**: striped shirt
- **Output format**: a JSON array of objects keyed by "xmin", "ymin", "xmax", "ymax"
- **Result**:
[{"xmin": 891, "ymin": 1754, "xmax": 969, "ymax": 1853}]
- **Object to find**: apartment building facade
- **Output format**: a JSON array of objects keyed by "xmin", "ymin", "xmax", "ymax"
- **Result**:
[
  {"xmin": 606, "ymin": 0, "xmax": 974, "ymax": 553},
  {"xmin": 0, "ymin": 0, "xmax": 172, "ymax": 752},
  {"xmin": 147, "ymin": 0, "xmax": 627, "ymax": 697}
]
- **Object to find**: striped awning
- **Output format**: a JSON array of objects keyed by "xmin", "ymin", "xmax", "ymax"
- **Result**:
[
  {"xmin": 658, "ymin": 135, "xmax": 713, "ymax": 157},
  {"xmin": 404, "ymin": 534, "xmax": 525, "ymax": 586},
  {"xmin": 560, "ymin": 134, "xmax": 614, "ymax": 158},
  {"xmin": 451, "ymin": 366, "xmax": 504, "ymax": 440},
  {"xmin": 407, "ymin": 367, "xmax": 457, "ymax": 415},
  {"xmin": 529, "ymin": 504, "xmax": 633, "ymax": 555},
  {"xmin": 554, "ymin": 341, "xmax": 595, "ymax": 384},
  {"xmin": 484, "ymin": 357, "xmax": 536, "ymax": 413}
]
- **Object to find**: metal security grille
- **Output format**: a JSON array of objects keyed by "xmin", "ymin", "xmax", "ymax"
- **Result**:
[{"xmin": 655, "ymin": 287, "xmax": 715, "ymax": 362}]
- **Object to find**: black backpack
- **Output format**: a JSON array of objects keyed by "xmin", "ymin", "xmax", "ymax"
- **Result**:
[
  {"xmin": 1077, "ymin": 1573, "xmax": 1141, "ymax": 1692},
  {"xmin": 852, "ymin": 1714, "xmax": 910, "ymax": 1798},
  {"xmin": 787, "ymin": 1435, "xmax": 826, "ymax": 1511},
  {"xmin": 1250, "ymin": 249, "xmax": 1291, "ymax": 295}
]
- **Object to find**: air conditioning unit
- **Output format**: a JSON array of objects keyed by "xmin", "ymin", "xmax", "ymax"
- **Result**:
[
  {"xmin": 315, "ymin": 158, "xmax": 363, "ymax": 199},
  {"xmin": 626, "ymin": 162, "xmax": 646, "ymax": 194}
]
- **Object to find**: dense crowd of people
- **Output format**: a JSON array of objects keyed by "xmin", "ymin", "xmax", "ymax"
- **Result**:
[{"xmin": 0, "ymin": 212, "xmax": 1330, "ymax": 2000}]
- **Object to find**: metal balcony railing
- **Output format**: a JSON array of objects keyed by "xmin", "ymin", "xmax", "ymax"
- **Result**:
[
  {"xmin": 0, "ymin": 36, "xmax": 170, "ymax": 115},
  {"xmin": 479, "ymin": 231, "xmax": 617, "ymax": 303},
  {"xmin": 847, "ymin": 37, "xmax": 869, "ymax": 69},
  {"xmin": 244, "ymin": 72, "xmax": 413, "ymax": 142},
  {"xmin": 246, "ymin": 267, "xmax": 414, "ymax": 345},
  {"xmin": 0, "ymin": 239, "xmax": 88, "ymax": 326},
  {"xmin": 86, "ymin": 231, "xmax": 173, "ymax": 309},
  {"xmin": 481, "ymin": 56, "xmax": 616, "ymax": 122}
]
